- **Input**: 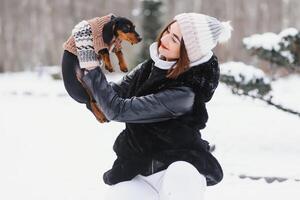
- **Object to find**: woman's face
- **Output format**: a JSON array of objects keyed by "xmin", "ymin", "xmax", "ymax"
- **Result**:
[{"xmin": 158, "ymin": 21, "xmax": 183, "ymax": 61}]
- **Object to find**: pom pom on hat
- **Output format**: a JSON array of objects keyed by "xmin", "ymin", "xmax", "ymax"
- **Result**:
[
  {"xmin": 218, "ymin": 21, "xmax": 233, "ymax": 43},
  {"xmin": 174, "ymin": 13, "xmax": 233, "ymax": 62}
]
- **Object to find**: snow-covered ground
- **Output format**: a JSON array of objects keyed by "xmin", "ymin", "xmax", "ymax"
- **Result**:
[{"xmin": 0, "ymin": 65, "xmax": 299, "ymax": 200}]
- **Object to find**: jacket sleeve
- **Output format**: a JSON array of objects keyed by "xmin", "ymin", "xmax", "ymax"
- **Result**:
[
  {"xmin": 107, "ymin": 62, "xmax": 143, "ymax": 98},
  {"xmin": 81, "ymin": 66, "xmax": 195, "ymax": 123}
]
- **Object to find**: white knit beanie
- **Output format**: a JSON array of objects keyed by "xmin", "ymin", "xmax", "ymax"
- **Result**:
[{"xmin": 174, "ymin": 13, "xmax": 233, "ymax": 62}]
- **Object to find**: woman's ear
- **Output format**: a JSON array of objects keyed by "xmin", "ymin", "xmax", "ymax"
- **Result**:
[{"xmin": 103, "ymin": 20, "xmax": 115, "ymax": 45}]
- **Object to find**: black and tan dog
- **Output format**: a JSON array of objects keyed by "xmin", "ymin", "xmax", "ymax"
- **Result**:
[
  {"xmin": 62, "ymin": 15, "xmax": 142, "ymax": 123},
  {"xmin": 99, "ymin": 15, "xmax": 142, "ymax": 73}
]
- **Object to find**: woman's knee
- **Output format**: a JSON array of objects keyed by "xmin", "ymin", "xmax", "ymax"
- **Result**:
[
  {"xmin": 166, "ymin": 161, "xmax": 206, "ymax": 183},
  {"xmin": 161, "ymin": 161, "xmax": 207, "ymax": 190},
  {"xmin": 158, "ymin": 161, "xmax": 207, "ymax": 200}
]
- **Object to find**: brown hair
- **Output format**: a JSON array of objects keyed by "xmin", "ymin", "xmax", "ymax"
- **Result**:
[{"xmin": 156, "ymin": 20, "xmax": 190, "ymax": 79}]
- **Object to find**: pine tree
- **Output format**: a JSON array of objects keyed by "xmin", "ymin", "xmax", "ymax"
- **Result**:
[
  {"xmin": 136, "ymin": 0, "xmax": 163, "ymax": 65},
  {"xmin": 243, "ymin": 28, "xmax": 300, "ymax": 77},
  {"xmin": 220, "ymin": 62, "xmax": 272, "ymax": 98}
]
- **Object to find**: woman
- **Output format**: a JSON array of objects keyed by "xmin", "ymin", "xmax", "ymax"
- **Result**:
[{"xmin": 62, "ymin": 12, "xmax": 233, "ymax": 200}]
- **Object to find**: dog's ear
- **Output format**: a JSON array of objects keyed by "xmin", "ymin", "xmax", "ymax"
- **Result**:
[
  {"xmin": 110, "ymin": 15, "xmax": 116, "ymax": 20},
  {"xmin": 103, "ymin": 19, "xmax": 116, "ymax": 45}
]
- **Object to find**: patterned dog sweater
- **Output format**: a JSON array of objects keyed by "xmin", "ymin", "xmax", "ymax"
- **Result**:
[{"xmin": 63, "ymin": 14, "xmax": 122, "ymax": 69}]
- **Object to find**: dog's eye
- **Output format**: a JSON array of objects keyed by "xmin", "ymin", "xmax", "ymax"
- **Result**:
[{"xmin": 123, "ymin": 27, "xmax": 130, "ymax": 33}]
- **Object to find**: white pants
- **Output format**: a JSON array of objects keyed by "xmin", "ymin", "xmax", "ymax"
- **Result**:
[{"xmin": 104, "ymin": 161, "xmax": 207, "ymax": 200}]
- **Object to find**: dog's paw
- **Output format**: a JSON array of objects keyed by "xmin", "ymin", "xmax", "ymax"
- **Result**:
[
  {"xmin": 119, "ymin": 62, "xmax": 128, "ymax": 73},
  {"xmin": 120, "ymin": 68, "xmax": 128, "ymax": 73},
  {"xmin": 105, "ymin": 65, "xmax": 114, "ymax": 73}
]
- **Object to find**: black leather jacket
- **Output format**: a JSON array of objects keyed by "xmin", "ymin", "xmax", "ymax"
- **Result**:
[
  {"xmin": 82, "ymin": 63, "xmax": 196, "ymax": 174},
  {"xmin": 82, "ymin": 62, "xmax": 195, "ymax": 123},
  {"xmin": 81, "ymin": 56, "xmax": 223, "ymax": 186},
  {"xmin": 82, "ymin": 63, "xmax": 202, "ymax": 175}
]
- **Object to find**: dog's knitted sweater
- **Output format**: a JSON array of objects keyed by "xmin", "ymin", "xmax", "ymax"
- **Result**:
[{"xmin": 63, "ymin": 14, "xmax": 122, "ymax": 69}]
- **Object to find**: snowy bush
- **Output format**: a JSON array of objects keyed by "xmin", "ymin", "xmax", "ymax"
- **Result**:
[
  {"xmin": 243, "ymin": 28, "xmax": 300, "ymax": 68},
  {"xmin": 35, "ymin": 65, "xmax": 62, "ymax": 80},
  {"xmin": 220, "ymin": 62, "xmax": 272, "ymax": 97}
]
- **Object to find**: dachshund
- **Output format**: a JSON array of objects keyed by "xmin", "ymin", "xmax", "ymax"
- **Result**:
[
  {"xmin": 74, "ymin": 15, "xmax": 142, "ymax": 123},
  {"xmin": 100, "ymin": 15, "xmax": 142, "ymax": 73}
]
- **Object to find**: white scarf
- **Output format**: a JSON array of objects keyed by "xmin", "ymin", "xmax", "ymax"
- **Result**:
[{"xmin": 149, "ymin": 42, "xmax": 213, "ymax": 70}]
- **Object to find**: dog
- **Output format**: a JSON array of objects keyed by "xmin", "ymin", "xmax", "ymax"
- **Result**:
[
  {"xmin": 100, "ymin": 15, "xmax": 142, "ymax": 73},
  {"xmin": 74, "ymin": 15, "xmax": 142, "ymax": 123}
]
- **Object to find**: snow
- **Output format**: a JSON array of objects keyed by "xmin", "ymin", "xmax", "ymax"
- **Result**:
[
  {"xmin": 0, "ymin": 65, "xmax": 299, "ymax": 200},
  {"xmin": 242, "ymin": 27, "xmax": 299, "ymax": 64},
  {"xmin": 243, "ymin": 32, "xmax": 281, "ymax": 51},
  {"xmin": 268, "ymin": 74, "xmax": 300, "ymax": 111},
  {"xmin": 278, "ymin": 27, "xmax": 299, "ymax": 38},
  {"xmin": 243, "ymin": 27, "xmax": 299, "ymax": 51},
  {"xmin": 280, "ymin": 50, "xmax": 295, "ymax": 63},
  {"xmin": 220, "ymin": 61, "xmax": 271, "ymax": 84}
]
